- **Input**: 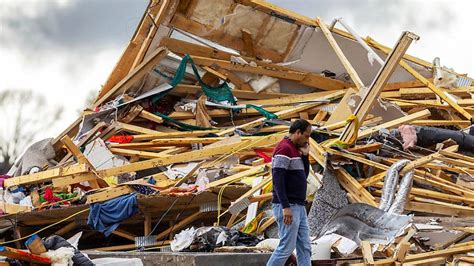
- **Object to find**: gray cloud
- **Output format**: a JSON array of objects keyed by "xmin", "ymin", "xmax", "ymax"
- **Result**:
[
  {"xmin": 270, "ymin": 0, "xmax": 456, "ymax": 31},
  {"xmin": 1, "ymin": 0, "xmax": 148, "ymax": 54}
]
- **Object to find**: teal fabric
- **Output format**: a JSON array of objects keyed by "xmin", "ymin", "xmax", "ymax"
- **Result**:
[{"xmin": 151, "ymin": 54, "xmax": 278, "ymax": 130}]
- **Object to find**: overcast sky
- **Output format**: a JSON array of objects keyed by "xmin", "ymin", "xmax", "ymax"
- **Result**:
[{"xmin": 1, "ymin": 0, "xmax": 473, "ymax": 140}]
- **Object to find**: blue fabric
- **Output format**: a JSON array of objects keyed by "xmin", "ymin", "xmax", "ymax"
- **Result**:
[
  {"xmin": 267, "ymin": 203, "xmax": 311, "ymax": 266},
  {"xmin": 87, "ymin": 193, "xmax": 138, "ymax": 237}
]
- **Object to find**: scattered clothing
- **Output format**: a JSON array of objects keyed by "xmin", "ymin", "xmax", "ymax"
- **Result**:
[
  {"xmin": 43, "ymin": 235, "xmax": 93, "ymax": 265},
  {"xmin": 42, "ymin": 187, "xmax": 61, "ymax": 203},
  {"xmin": 12, "ymin": 138, "xmax": 56, "ymax": 177},
  {"xmin": 87, "ymin": 193, "xmax": 138, "ymax": 236},
  {"xmin": 130, "ymin": 184, "xmax": 157, "ymax": 195},
  {"xmin": 398, "ymin": 125, "xmax": 417, "ymax": 150}
]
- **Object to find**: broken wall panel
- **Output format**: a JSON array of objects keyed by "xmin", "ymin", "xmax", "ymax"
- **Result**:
[{"xmin": 286, "ymin": 28, "xmax": 432, "ymax": 87}]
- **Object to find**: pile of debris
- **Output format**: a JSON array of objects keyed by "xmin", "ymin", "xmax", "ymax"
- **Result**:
[{"xmin": 1, "ymin": 0, "xmax": 473, "ymax": 265}]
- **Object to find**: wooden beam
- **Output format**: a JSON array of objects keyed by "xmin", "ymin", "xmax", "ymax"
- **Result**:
[
  {"xmin": 98, "ymin": 133, "xmax": 283, "ymax": 177},
  {"xmin": 339, "ymin": 31, "xmax": 419, "ymax": 144},
  {"xmin": 144, "ymin": 214, "xmax": 152, "ymax": 235},
  {"xmin": 316, "ymin": 18, "xmax": 364, "ymax": 91},
  {"xmin": 367, "ymin": 38, "xmax": 472, "ymax": 120},
  {"xmin": 361, "ymin": 241, "xmax": 375, "ymax": 265},
  {"xmin": 94, "ymin": 47, "xmax": 168, "ymax": 107},
  {"xmin": 190, "ymin": 56, "xmax": 350, "ymax": 91},
  {"xmin": 110, "ymin": 148, "xmax": 168, "ymax": 159},
  {"xmin": 54, "ymin": 221, "xmax": 77, "ymax": 236},
  {"xmin": 326, "ymin": 148, "xmax": 474, "ymax": 198},
  {"xmin": 139, "ymin": 110, "xmax": 164, "ymax": 124},
  {"xmin": 86, "ymin": 186, "xmax": 134, "ymax": 204},
  {"xmin": 155, "ymin": 211, "xmax": 202, "ymax": 240},
  {"xmin": 358, "ymin": 109, "xmax": 431, "ymax": 139},
  {"xmin": 405, "ymin": 201, "xmax": 474, "ymax": 217},
  {"xmin": 171, "ymin": 84, "xmax": 291, "ymax": 100},
  {"xmin": 112, "ymin": 229, "xmax": 137, "ymax": 242},
  {"xmin": 115, "ymin": 122, "xmax": 163, "ymax": 135},
  {"xmin": 404, "ymin": 242, "xmax": 474, "ymax": 262},
  {"xmin": 131, "ymin": 130, "xmax": 221, "ymax": 141},
  {"xmin": 241, "ymin": 29, "xmax": 256, "ymax": 57},
  {"xmin": 394, "ymin": 242, "xmax": 410, "ymax": 263},
  {"xmin": 96, "ymin": 0, "xmax": 154, "ymax": 100},
  {"xmin": 335, "ymin": 168, "xmax": 377, "ymax": 206},
  {"xmin": 130, "ymin": 0, "xmax": 172, "ymax": 70},
  {"xmin": 4, "ymin": 164, "xmax": 89, "ymax": 187}
]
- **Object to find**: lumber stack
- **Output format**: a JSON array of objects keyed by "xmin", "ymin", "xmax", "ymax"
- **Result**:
[{"xmin": 1, "ymin": 0, "xmax": 473, "ymax": 264}]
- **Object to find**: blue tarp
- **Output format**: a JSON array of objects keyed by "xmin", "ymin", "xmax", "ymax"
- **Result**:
[{"xmin": 87, "ymin": 193, "xmax": 138, "ymax": 237}]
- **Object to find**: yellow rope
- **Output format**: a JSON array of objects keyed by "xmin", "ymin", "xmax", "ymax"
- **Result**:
[
  {"xmin": 0, "ymin": 208, "xmax": 90, "ymax": 245},
  {"xmin": 323, "ymin": 114, "xmax": 360, "ymax": 148},
  {"xmin": 216, "ymin": 183, "xmax": 229, "ymax": 226}
]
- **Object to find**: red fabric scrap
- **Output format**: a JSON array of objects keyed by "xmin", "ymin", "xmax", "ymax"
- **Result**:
[
  {"xmin": 108, "ymin": 135, "xmax": 134, "ymax": 144},
  {"xmin": 254, "ymin": 149, "xmax": 272, "ymax": 163},
  {"xmin": 43, "ymin": 187, "xmax": 61, "ymax": 203}
]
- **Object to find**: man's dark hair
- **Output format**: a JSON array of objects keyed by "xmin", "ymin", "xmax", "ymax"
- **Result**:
[{"xmin": 289, "ymin": 119, "xmax": 311, "ymax": 134}]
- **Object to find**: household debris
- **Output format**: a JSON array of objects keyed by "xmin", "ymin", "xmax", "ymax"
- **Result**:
[{"xmin": 0, "ymin": 0, "xmax": 473, "ymax": 265}]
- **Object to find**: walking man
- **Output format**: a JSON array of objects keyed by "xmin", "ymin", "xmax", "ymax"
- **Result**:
[{"xmin": 267, "ymin": 119, "xmax": 312, "ymax": 266}]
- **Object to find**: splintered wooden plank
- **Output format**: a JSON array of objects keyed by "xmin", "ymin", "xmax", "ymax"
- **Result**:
[
  {"xmin": 241, "ymin": 29, "xmax": 256, "ymax": 57},
  {"xmin": 217, "ymin": 103, "xmax": 320, "ymax": 136},
  {"xmin": 60, "ymin": 136, "xmax": 92, "ymax": 165},
  {"xmin": 4, "ymin": 164, "xmax": 89, "ymax": 187},
  {"xmin": 86, "ymin": 186, "xmax": 135, "ymax": 204},
  {"xmin": 131, "ymin": 130, "xmax": 221, "ymax": 141},
  {"xmin": 0, "ymin": 202, "xmax": 32, "ymax": 214},
  {"xmin": 335, "ymin": 168, "xmax": 377, "ymax": 206},
  {"xmin": 206, "ymin": 166, "xmax": 268, "ymax": 189},
  {"xmin": 109, "ymin": 148, "xmax": 168, "ymax": 159},
  {"xmin": 405, "ymin": 201, "xmax": 474, "ymax": 217},
  {"xmin": 190, "ymin": 56, "xmax": 350, "ymax": 91},
  {"xmin": 367, "ymin": 38, "xmax": 472, "ymax": 120},
  {"xmin": 115, "ymin": 122, "xmax": 163, "ymax": 135},
  {"xmin": 404, "ymin": 242, "xmax": 474, "ymax": 262},
  {"xmin": 327, "ymin": 148, "xmax": 474, "ymax": 198},
  {"xmin": 98, "ymin": 133, "xmax": 283, "ymax": 177},
  {"xmin": 316, "ymin": 18, "xmax": 364, "ymax": 91},
  {"xmin": 357, "ymin": 109, "xmax": 431, "ymax": 139},
  {"xmin": 130, "ymin": 0, "xmax": 172, "ymax": 70},
  {"xmin": 139, "ymin": 110, "xmax": 164, "ymax": 124},
  {"xmin": 94, "ymin": 47, "xmax": 168, "ymax": 107},
  {"xmin": 171, "ymin": 84, "xmax": 291, "ymax": 100},
  {"xmin": 339, "ymin": 31, "xmax": 419, "ymax": 144},
  {"xmin": 361, "ymin": 241, "xmax": 374, "ymax": 265},
  {"xmin": 411, "ymin": 120, "xmax": 471, "ymax": 127}
]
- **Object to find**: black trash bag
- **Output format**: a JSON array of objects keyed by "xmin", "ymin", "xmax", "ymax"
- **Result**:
[
  {"xmin": 187, "ymin": 226, "xmax": 261, "ymax": 252},
  {"xmin": 42, "ymin": 235, "xmax": 93, "ymax": 265}
]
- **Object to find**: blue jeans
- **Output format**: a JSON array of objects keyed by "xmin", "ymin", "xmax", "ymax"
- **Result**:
[{"xmin": 267, "ymin": 203, "xmax": 311, "ymax": 266}]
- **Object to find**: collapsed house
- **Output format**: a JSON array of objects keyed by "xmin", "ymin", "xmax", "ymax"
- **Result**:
[{"xmin": 0, "ymin": 0, "xmax": 473, "ymax": 265}]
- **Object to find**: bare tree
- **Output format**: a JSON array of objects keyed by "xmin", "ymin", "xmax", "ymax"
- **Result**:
[{"xmin": 0, "ymin": 90, "xmax": 63, "ymax": 174}]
